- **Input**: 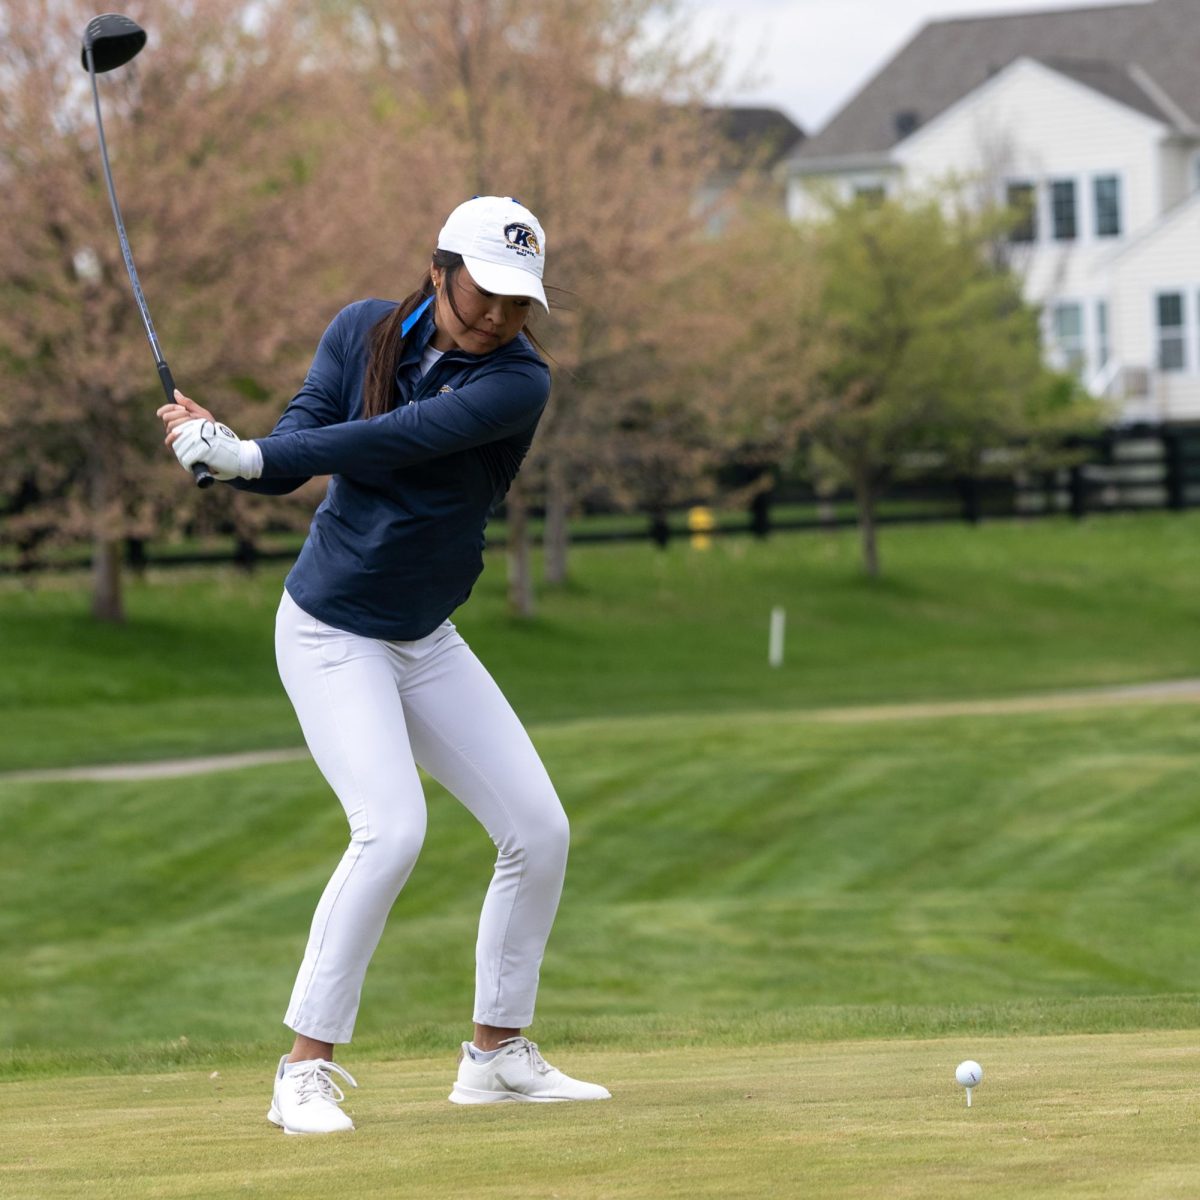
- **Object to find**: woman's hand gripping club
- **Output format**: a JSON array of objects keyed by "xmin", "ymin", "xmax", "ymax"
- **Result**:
[{"xmin": 158, "ymin": 390, "xmax": 262, "ymax": 481}]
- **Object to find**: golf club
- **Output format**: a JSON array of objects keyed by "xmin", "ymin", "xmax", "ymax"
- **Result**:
[{"xmin": 81, "ymin": 13, "xmax": 213, "ymax": 487}]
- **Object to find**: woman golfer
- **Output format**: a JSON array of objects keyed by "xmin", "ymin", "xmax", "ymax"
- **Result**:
[{"xmin": 159, "ymin": 196, "xmax": 609, "ymax": 1134}]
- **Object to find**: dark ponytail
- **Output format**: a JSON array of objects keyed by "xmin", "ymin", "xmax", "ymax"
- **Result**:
[{"xmin": 362, "ymin": 249, "xmax": 465, "ymax": 419}]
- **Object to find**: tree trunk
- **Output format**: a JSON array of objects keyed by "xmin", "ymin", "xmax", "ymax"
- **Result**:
[
  {"xmin": 749, "ymin": 488, "xmax": 772, "ymax": 539},
  {"xmin": 852, "ymin": 472, "xmax": 881, "ymax": 578},
  {"xmin": 89, "ymin": 459, "xmax": 124, "ymax": 623},
  {"xmin": 543, "ymin": 456, "xmax": 570, "ymax": 586},
  {"xmin": 506, "ymin": 479, "xmax": 536, "ymax": 618}
]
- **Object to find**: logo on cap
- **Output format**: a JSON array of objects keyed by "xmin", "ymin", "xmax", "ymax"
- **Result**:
[{"xmin": 504, "ymin": 223, "xmax": 541, "ymax": 258}]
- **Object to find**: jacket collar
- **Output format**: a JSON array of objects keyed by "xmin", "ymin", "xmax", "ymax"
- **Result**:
[
  {"xmin": 395, "ymin": 303, "xmax": 542, "ymax": 374},
  {"xmin": 397, "ymin": 305, "xmax": 437, "ymax": 370}
]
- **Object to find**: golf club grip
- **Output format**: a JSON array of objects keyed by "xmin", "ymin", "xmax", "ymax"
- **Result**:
[{"xmin": 157, "ymin": 362, "xmax": 214, "ymax": 489}]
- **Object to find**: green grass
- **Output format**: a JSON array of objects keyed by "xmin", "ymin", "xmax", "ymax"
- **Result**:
[
  {"xmin": 2, "ymin": 516, "xmax": 1199, "ymax": 1195},
  {"xmin": 3, "ymin": 1034, "xmax": 1200, "ymax": 1199},
  {"xmin": 0, "ymin": 513, "xmax": 1197, "ymax": 771},
  {"xmin": 3, "ymin": 701, "xmax": 1199, "ymax": 1078}
]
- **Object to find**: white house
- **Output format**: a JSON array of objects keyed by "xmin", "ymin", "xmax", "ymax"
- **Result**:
[{"xmin": 782, "ymin": 0, "xmax": 1200, "ymax": 425}]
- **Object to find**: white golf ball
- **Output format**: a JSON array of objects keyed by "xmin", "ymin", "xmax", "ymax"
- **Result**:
[{"xmin": 955, "ymin": 1060, "xmax": 983, "ymax": 1088}]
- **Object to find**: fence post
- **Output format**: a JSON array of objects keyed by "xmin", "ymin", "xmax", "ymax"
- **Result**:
[
  {"xmin": 750, "ymin": 490, "xmax": 772, "ymax": 539},
  {"xmin": 649, "ymin": 511, "xmax": 670, "ymax": 548},
  {"xmin": 234, "ymin": 537, "xmax": 259, "ymax": 572},
  {"xmin": 1164, "ymin": 430, "xmax": 1187, "ymax": 511},
  {"xmin": 1069, "ymin": 464, "xmax": 1087, "ymax": 519},
  {"xmin": 957, "ymin": 475, "xmax": 980, "ymax": 524},
  {"xmin": 125, "ymin": 537, "xmax": 147, "ymax": 576}
]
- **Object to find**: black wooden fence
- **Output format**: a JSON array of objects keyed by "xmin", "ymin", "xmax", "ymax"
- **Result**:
[
  {"xmin": 3, "ymin": 425, "xmax": 1199, "ymax": 573},
  {"xmin": 577, "ymin": 424, "xmax": 1200, "ymax": 545}
]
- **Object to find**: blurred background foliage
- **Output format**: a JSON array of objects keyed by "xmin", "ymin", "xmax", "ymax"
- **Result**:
[{"xmin": 0, "ymin": 0, "xmax": 1086, "ymax": 619}]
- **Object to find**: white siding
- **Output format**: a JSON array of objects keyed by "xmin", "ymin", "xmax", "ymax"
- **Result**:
[
  {"xmin": 1158, "ymin": 142, "xmax": 1196, "ymax": 213},
  {"xmin": 783, "ymin": 56, "xmax": 1200, "ymax": 421},
  {"xmin": 786, "ymin": 168, "xmax": 900, "ymax": 223},
  {"xmin": 1108, "ymin": 200, "xmax": 1200, "ymax": 420},
  {"xmin": 894, "ymin": 59, "xmax": 1164, "ymax": 308}
]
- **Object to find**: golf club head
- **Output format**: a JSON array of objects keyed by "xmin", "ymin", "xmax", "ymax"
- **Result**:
[{"xmin": 81, "ymin": 13, "xmax": 146, "ymax": 73}]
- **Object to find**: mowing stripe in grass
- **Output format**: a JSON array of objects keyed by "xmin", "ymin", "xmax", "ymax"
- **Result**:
[{"xmin": 4, "ymin": 702, "xmax": 1200, "ymax": 1078}]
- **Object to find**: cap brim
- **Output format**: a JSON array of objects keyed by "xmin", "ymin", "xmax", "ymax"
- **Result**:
[{"xmin": 461, "ymin": 256, "xmax": 549, "ymax": 312}]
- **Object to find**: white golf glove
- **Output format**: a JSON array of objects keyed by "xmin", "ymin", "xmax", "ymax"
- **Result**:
[{"xmin": 171, "ymin": 418, "xmax": 262, "ymax": 481}]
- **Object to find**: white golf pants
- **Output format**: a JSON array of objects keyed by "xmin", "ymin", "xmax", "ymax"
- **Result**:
[{"xmin": 274, "ymin": 589, "xmax": 569, "ymax": 1044}]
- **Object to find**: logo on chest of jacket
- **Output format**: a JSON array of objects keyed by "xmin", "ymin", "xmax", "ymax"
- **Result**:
[
  {"xmin": 438, "ymin": 384, "xmax": 454, "ymax": 394},
  {"xmin": 503, "ymin": 223, "xmax": 541, "ymax": 258}
]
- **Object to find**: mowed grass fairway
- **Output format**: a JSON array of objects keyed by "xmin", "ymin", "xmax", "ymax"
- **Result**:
[
  {"xmin": 1, "ymin": 516, "xmax": 1199, "ymax": 1196},
  {"xmin": 4, "ymin": 1035, "xmax": 1200, "ymax": 1199},
  {"xmin": 4, "ymin": 702, "xmax": 1200, "ymax": 1065},
  {"xmin": 1, "ymin": 514, "xmax": 1198, "ymax": 771}
]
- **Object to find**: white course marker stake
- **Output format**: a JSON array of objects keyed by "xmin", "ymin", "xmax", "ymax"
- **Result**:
[{"xmin": 768, "ymin": 607, "xmax": 785, "ymax": 668}]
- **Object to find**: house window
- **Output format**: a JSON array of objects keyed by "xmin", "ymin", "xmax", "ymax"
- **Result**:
[
  {"xmin": 1093, "ymin": 176, "xmax": 1121, "ymax": 238},
  {"xmin": 1006, "ymin": 182, "xmax": 1037, "ymax": 243},
  {"xmin": 1157, "ymin": 293, "xmax": 1186, "ymax": 372},
  {"xmin": 1052, "ymin": 303, "xmax": 1085, "ymax": 374},
  {"xmin": 1096, "ymin": 301, "xmax": 1109, "ymax": 369},
  {"xmin": 853, "ymin": 185, "xmax": 886, "ymax": 206},
  {"xmin": 1051, "ymin": 180, "xmax": 1077, "ymax": 241}
]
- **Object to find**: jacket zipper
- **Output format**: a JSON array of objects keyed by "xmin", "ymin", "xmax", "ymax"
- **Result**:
[{"xmin": 405, "ymin": 350, "xmax": 475, "ymax": 406}]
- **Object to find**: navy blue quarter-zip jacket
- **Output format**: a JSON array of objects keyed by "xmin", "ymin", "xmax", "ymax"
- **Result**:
[{"xmin": 231, "ymin": 298, "xmax": 550, "ymax": 640}]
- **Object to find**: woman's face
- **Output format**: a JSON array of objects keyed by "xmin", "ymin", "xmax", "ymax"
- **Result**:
[{"xmin": 429, "ymin": 264, "xmax": 532, "ymax": 355}]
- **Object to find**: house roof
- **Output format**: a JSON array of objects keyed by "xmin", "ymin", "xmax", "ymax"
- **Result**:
[
  {"xmin": 791, "ymin": 0, "xmax": 1200, "ymax": 164},
  {"xmin": 704, "ymin": 105, "xmax": 805, "ymax": 171},
  {"xmin": 1034, "ymin": 56, "xmax": 1172, "ymax": 123}
]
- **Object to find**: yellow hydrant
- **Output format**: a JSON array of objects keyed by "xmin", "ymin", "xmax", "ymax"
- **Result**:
[{"xmin": 687, "ymin": 505, "xmax": 715, "ymax": 550}]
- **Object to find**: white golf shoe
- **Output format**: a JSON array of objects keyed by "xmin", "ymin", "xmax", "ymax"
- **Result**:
[
  {"xmin": 449, "ymin": 1037, "xmax": 611, "ymax": 1104},
  {"xmin": 267, "ymin": 1055, "xmax": 357, "ymax": 1134}
]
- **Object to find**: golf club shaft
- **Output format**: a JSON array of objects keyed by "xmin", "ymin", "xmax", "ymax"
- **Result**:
[{"xmin": 85, "ymin": 47, "xmax": 213, "ymax": 488}]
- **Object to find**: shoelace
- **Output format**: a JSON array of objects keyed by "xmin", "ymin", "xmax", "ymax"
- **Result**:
[
  {"xmin": 497, "ymin": 1036, "xmax": 553, "ymax": 1076},
  {"xmin": 290, "ymin": 1059, "xmax": 358, "ymax": 1106}
]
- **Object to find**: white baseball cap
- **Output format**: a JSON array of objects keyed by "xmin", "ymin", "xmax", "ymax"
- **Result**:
[{"xmin": 437, "ymin": 196, "xmax": 549, "ymax": 312}]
